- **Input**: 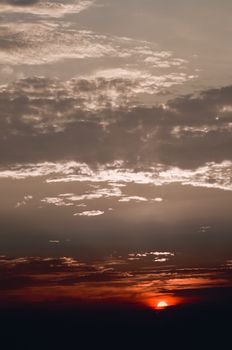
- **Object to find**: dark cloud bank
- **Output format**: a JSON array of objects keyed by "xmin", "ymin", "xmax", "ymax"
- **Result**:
[
  {"xmin": 0, "ymin": 77, "xmax": 231, "ymax": 168},
  {"xmin": 2, "ymin": 0, "xmax": 39, "ymax": 5}
]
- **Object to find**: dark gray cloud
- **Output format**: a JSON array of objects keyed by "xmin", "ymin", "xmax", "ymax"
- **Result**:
[
  {"xmin": 4, "ymin": 0, "xmax": 39, "ymax": 6},
  {"xmin": 0, "ymin": 77, "xmax": 231, "ymax": 168},
  {"xmin": 0, "ymin": 1, "xmax": 95, "ymax": 19}
]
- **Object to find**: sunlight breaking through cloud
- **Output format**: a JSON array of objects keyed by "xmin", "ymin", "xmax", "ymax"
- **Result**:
[{"xmin": 1, "ymin": 160, "xmax": 231, "ymax": 191}]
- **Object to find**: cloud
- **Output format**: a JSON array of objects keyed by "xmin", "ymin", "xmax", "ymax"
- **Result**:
[
  {"xmin": 0, "ymin": 253, "xmax": 232, "ymax": 306},
  {"xmin": 1, "ymin": 160, "xmax": 231, "ymax": 191},
  {"xmin": 66, "ymin": 187, "xmax": 123, "ymax": 201},
  {"xmin": 3, "ymin": 0, "xmax": 39, "ymax": 5},
  {"xmin": 0, "ymin": 73, "xmax": 191, "ymax": 124},
  {"xmin": 118, "ymin": 196, "xmax": 148, "ymax": 202},
  {"xmin": 74, "ymin": 210, "xmax": 104, "ymax": 217},
  {"xmin": 36, "ymin": 188, "xmax": 160, "ymax": 209},
  {"xmin": 39, "ymin": 187, "xmax": 123, "ymax": 209},
  {"xmin": 198, "ymin": 225, "xmax": 211, "ymax": 233},
  {"xmin": 0, "ymin": 23, "xmax": 111, "ymax": 65},
  {"xmin": 153, "ymin": 198, "xmax": 163, "ymax": 202},
  {"xmin": 128, "ymin": 251, "xmax": 174, "ymax": 262},
  {"xmin": 15, "ymin": 195, "xmax": 33, "ymax": 208},
  {"xmin": 41, "ymin": 197, "xmax": 74, "ymax": 206},
  {"xmin": 0, "ymin": 0, "xmax": 95, "ymax": 18},
  {"xmin": 0, "ymin": 78, "xmax": 231, "ymax": 170},
  {"xmin": 60, "ymin": 256, "xmax": 83, "ymax": 267},
  {"xmin": 0, "ymin": 20, "xmax": 190, "ymax": 74},
  {"xmin": 85, "ymin": 68, "xmax": 193, "ymax": 98}
]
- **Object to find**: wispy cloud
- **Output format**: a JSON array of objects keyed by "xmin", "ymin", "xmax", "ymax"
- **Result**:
[
  {"xmin": 0, "ymin": 0, "xmax": 95, "ymax": 18},
  {"xmin": 1, "ymin": 160, "xmax": 231, "ymax": 191},
  {"xmin": 15, "ymin": 195, "xmax": 33, "ymax": 208},
  {"xmin": 41, "ymin": 197, "xmax": 74, "ymax": 206},
  {"xmin": 84, "ymin": 68, "xmax": 193, "ymax": 99},
  {"xmin": 74, "ymin": 210, "xmax": 104, "ymax": 216},
  {"xmin": 0, "ymin": 20, "xmax": 191, "ymax": 79},
  {"xmin": 38, "ymin": 190, "xmax": 163, "ymax": 209}
]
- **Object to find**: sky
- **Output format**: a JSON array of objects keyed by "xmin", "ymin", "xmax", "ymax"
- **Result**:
[{"xmin": 0, "ymin": 0, "xmax": 232, "ymax": 309}]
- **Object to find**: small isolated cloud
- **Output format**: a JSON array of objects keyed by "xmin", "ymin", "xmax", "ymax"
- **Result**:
[
  {"xmin": 128, "ymin": 251, "xmax": 174, "ymax": 259},
  {"xmin": 225, "ymin": 260, "xmax": 232, "ymax": 268},
  {"xmin": 74, "ymin": 210, "xmax": 104, "ymax": 217},
  {"xmin": 60, "ymin": 256, "xmax": 83, "ymax": 267},
  {"xmin": 118, "ymin": 196, "xmax": 148, "ymax": 202},
  {"xmin": 152, "ymin": 198, "xmax": 163, "ymax": 202},
  {"xmin": 198, "ymin": 226, "xmax": 212, "ymax": 233},
  {"xmin": 15, "ymin": 195, "xmax": 33, "ymax": 208},
  {"xmin": 154, "ymin": 258, "xmax": 168, "ymax": 262},
  {"xmin": 128, "ymin": 251, "xmax": 174, "ymax": 264}
]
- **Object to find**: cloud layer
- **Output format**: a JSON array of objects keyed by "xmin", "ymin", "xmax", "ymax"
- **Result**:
[
  {"xmin": 0, "ymin": 253, "xmax": 232, "ymax": 306},
  {"xmin": 0, "ymin": 78, "xmax": 231, "ymax": 172},
  {"xmin": 1, "ymin": 160, "xmax": 231, "ymax": 192},
  {"xmin": 0, "ymin": 19, "xmax": 191, "ymax": 73}
]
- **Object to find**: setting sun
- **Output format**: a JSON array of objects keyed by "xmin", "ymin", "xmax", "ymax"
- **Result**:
[
  {"xmin": 145, "ymin": 295, "xmax": 180, "ymax": 310},
  {"xmin": 157, "ymin": 301, "xmax": 168, "ymax": 309}
]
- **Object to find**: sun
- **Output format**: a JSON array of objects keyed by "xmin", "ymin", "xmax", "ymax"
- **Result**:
[
  {"xmin": 145, "ymin": 295, "xmax": 179, "ymax": 310},
  {"xmin": 157, "ymin": 301, "xmax": 168, "ymax": 309}
]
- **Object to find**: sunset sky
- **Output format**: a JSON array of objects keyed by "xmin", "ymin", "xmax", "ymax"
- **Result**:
[{"xmin": 0, "ymin": 0, "xmax": 232, "ymax": 310}]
